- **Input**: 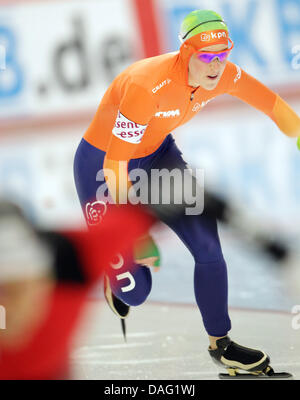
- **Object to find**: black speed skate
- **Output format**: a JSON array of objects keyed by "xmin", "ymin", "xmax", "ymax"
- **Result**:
[
  {"xmin": 209, "ymin": 336, "xmax": 292, "ymax": 379},
  {"xmin": 104, "ymin": 275, "xmax": 130, "ymax": 342}
]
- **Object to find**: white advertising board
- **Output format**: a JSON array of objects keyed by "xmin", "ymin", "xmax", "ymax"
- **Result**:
[{"xmin": 0, "ymin": 0, "xmax": 141, "ymax": 120}]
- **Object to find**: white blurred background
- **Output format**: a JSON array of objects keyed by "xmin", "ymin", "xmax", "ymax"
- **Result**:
[{"xmin": 0, "ymin": 0, "xmax": 299, "ymax": 312}]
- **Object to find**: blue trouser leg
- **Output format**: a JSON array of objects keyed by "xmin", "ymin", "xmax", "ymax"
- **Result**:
[
  {"xmin": 134, "ymin": 135, "xmax": 231, "ymax": 336},
  {"xmin": 165, "ymin": 214, "xmax": 231, "ymax": 336},
  {"xmin": 73, "ymin": 138, "xmax": 152, "ymax": 306}
]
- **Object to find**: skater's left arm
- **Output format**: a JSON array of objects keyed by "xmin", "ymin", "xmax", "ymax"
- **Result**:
[{"xmin": 225, "ymin": 62, "xmax": 300, "ymax": 140}]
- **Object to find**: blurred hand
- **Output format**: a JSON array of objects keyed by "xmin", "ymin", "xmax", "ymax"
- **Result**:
[
  {"xmin": 0, "ymin": 275, "xmax": 54, "ymax": 350},
  {"xmin": 134, "ymin": 234, "xmax": 161, "ymax": 271}
]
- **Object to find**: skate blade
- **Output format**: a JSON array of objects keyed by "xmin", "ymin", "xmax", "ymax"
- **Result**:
[
  {"xmin": 121, "ymin": 319, "xmax": 127, "ymax": 342},
  {"xmin": 219, "ymin": 369, "xmax": 293, "ymax": 380},
  {"xmin": 104, "ymin": 275, "xmax": 130, "ymax": 318}
]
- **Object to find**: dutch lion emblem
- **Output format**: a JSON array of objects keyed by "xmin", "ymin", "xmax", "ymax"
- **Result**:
[{"xmin": 85, "ymin": 200, "xmax": 107, "ymax": 225}]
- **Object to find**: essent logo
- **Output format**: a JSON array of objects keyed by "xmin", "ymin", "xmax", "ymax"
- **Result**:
[{"xmin": 112, "ymin": 110, "xmax": 147, "ymax": 144}]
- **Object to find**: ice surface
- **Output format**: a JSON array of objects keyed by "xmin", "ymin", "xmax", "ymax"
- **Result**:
[
  {"xmin": 72, "ymin": 227, "xmax": 300, "ymax": 380},
  {"xmin": 70, "ymin": 301, "xmax": 300, "ymax": 380}
]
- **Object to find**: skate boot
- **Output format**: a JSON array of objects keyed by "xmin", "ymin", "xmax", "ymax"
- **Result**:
[
  {"xmin": 209, "ymin": 336, "xmax": 292, "ymax": 379},
  {"xmin": 104, "ymin": 275, "xmax": 130, "ymax": 341}
]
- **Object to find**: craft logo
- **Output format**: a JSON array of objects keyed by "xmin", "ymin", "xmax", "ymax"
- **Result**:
[
  {"xmin": 234, "ymin": 64, "xmax": 242, "ymax": 83},
  {"xmin": 85, "ymin": 200, "xmax": 107, "ymax": 225},
  {"xmin": 152, "ymin": 78, "xmax": 171, "ymax": 93}
]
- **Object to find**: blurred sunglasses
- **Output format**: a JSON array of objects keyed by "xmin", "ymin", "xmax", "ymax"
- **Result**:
[{"xmin": 196, "ymin": 38, "xmax": 234, "ymax": 63}]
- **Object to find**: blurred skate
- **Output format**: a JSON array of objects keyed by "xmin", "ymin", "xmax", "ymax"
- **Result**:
[{"xmin": 104, "ymin": 275, "xmax": 130, "ymax": 342}]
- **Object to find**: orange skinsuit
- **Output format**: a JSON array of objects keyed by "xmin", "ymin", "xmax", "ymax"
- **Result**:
[
  {"xmin": 83, "ymin": 35, "xmax": 300, "ymax": 194},
  {"xmin": 75, "ymin": 32, "xmax": 300, "ymax": 338}
]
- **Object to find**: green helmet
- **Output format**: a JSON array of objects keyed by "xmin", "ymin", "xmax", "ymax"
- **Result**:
[{"xmin": 179, "ymin": 10, "xmax": 228, "ymax": 43}]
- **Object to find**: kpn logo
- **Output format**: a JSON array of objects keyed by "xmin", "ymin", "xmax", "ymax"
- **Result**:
[{"xmin": 201, "ymin": 31, "xmax": 227, "ymax": 42}]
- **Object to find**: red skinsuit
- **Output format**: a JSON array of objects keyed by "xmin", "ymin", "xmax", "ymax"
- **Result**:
[{"xmin": 0, "ymin": 206, "xmax": 154, "ymax": 379}]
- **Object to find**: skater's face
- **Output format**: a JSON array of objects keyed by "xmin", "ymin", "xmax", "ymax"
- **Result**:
[{"xmin": 188, "ymin": 44, "xmax": 228, "ymax": 90}]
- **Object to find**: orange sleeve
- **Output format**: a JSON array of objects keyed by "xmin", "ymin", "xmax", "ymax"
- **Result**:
[
  {"xmin": 226, "ymin": 63, "xmax": 277, "ymax": 120},
  {"xmin": 105, "ymin": 83, "xmax": 157, "ymax": 161},
  {"xmin": 226, "ymin": 63, "xmax": 300, "ymax": 137},
  {"xmin": 271, "ymin": 95, "xmax": 300, "ymax": 138}
]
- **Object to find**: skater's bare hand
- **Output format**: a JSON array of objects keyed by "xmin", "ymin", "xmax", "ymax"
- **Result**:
[
  {"xmin": 135, "ymin": 256, "xmax": 160, "ymax": 271},
  {"xmin": 134, "ymin": 233, "xmax": 160, "ymax": 271}
]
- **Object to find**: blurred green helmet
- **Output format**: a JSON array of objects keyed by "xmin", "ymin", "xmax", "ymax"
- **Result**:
[{"xmin": 179, "ymin": 10, "xmax": 228, "ymax": 43}]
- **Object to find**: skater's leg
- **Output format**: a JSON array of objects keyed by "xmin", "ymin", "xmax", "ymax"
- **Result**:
[
  {"xmin": 106, "ymin": 253, "xmax": 152, "ymax": 306},
  {"xmin": 167, "ymin": 213, "xmax": 231, "ymax": 338},
  {"xmin": 133, "ymin": 135, "xmax": 290, "ymax": 377},
  {"xmin": 73, "ymin": 138, "xmax": 152, "ymax": 306},
  {"xmin": 140, "ymin": 135, "xmax": 231, "ymax": 338}
]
